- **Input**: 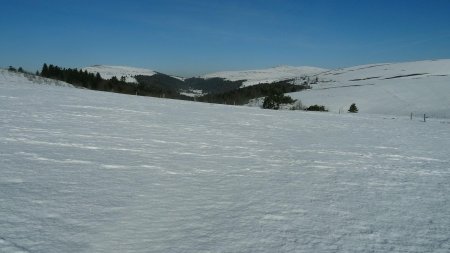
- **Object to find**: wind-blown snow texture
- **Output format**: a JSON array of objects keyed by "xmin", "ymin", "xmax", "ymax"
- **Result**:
[{"xmin": 1, "ymin": 73, "xmax": 450, "ymax": 252}]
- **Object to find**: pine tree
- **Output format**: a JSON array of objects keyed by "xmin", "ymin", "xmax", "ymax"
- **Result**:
[
  {"xmin": 41, "ymin": 63, "xmax": 48, "ymax": 77},
  {"xmin": 262, "ymin": 90, "xmax": 295, "ymax": 110},
  {"xmin": 348, "ymin": 103, "xmax": 358, "ymax": 113}
]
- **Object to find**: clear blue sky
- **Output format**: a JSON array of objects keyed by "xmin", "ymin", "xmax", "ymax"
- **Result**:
[{"xmin": 1, "ymin": 0, "xmax": 450, "ymax": 76}]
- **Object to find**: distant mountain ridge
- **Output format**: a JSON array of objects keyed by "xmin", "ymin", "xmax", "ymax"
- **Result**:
[
  {"xmin": 202, "ymin": 65, "xmax": 327, "ymax": 87},
  {"xmin": 6, "ymin": 59, "xmax": 448, "ymax": 118},
  {"xmin": 82, "ymin": 65, "xmax": 158, "ymax": 83},
  {"xmin": 82, "ymin": 64, "xmax": 326, "ymax": 96}
]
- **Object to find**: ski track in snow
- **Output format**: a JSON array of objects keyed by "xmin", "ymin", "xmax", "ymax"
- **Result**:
[{"xmin": 1, "ymin": 79, "xmax": 450, "ymax": 252}]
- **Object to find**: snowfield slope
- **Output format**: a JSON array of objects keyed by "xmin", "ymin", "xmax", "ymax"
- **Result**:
[
  {"xmin": 1, "ymin": 75, "xmax": 450, "ymax": 252},
  {"xmin": 289, "ymin": 59, "xmax": 450, "ymax": 118},
  {"xmin": 202, "ymin": 65, "xmax": 326, "ymax": 87},
  {"xmin": 0, "ymin": 69, "xmax": 74, "ymax": 88},
  {"xmin": 82, "ymin": 65, "xmax": 158, "ymax": 83}
]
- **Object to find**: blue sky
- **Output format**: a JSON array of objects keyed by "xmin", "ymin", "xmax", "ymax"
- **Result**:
[{"xmin": 1, "ymin": 0, "xmax": 450, "ymax": 76}]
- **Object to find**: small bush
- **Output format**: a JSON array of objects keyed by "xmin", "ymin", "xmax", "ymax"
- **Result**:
[
  {"xmin": 348, "ymin": 103, "xmax": 358, "ymax": 113},
  {"xmin": 306, "ymin": 104, "xmax": 328, "ymax": 112}
]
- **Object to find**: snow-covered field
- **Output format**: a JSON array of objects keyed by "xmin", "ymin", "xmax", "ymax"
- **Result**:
[
  {"xmin": 82, "ymin": 65, "xmax": 157, "ymax": 83},
  {"xmin": 1, "ymin": 72, "xmax": 450, "ymax": 252},
  {"xmin": 289, "ymin": 59, "xmax": 450, "ymax": 118},
  {"xmin": 203, "ymin": 65, "xmax": 326, "ymax": 87}
]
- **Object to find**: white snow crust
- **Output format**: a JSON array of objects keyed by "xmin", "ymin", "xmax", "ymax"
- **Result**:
[
  {"xmin": 82, "ymin": 65, "xmax": 157, "ymax": 83},
  {"xmin": 1, "ymin": 75, "xmax": 450, "ymax": 252},
  {"xmin": 202, "ymin": 65, "xmax": 326, "ymax": 87},
  {"xmin": 289, "ymin": 59, "xmax": 450, "ymax": 118}
]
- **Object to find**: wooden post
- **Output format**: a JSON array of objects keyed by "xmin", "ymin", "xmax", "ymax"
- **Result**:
[
  {"xmin": 424, "ymin": 114, "xmax": 426, "ymax": 122},
  {"xmin": 410, "ymin": 112, "xmax": 413, "ymax": 120}
]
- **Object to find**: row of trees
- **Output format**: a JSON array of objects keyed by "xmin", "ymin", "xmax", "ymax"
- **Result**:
[
  {"xmin": 7, "ymin": 66, "xmax": 31, "ymax": 74},
  {"xmin": 39, "ymin": 63, "xmax": 193, "ymax": 99},
  {"xmin": 197, "ymin": 80, "xmax": 309, "ymax": 105},
  {"xmin": 262, "ymin": 90, "xmax": 359, "ymax": 113},
  {"xmin": 40, "ymin": 64, "xmax": 104, "ymax": 89}
]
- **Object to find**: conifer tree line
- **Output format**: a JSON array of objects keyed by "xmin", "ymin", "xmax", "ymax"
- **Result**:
[
  {"xmin": 40, "ymin": 63, "xmax": 103, "ymax": 90},
  {"xmin": 7, "ymin": 66, "xmax": 27, "ymax": 73},
  {"xmin": 38, "ymin": 63, "xmax": 187, "ymax": 99}
]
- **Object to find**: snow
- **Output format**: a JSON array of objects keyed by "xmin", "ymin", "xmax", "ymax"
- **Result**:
[
  {"xmin": 0, "ymin": 69, "xmax": 74, "ymax": 88},
  {"xmin": 289, "ymin": 59, "xmax": 450, "ymax": 118},
  {"xmin": 82, "ymin": 65, "xmax": 157, "ymax": 83},
  {"xmin": 179, "ymin": 89, "xmax": 204, "ymax": 97},
  {"xmin": 1, "ymin": 72, "xmax": 450, "ymax": 252},
  {"xmin": 202, "ymin": 65, "xmax": 326, "ymax": 87}
]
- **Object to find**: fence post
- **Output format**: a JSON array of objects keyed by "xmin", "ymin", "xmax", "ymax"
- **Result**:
[
  {"xmin": 410, "ymin": 112, "xmax": 413, "ymax": 120},
  {"xmin": 424, "ymin": 114, "xmax": 426, "ymax": 122}
]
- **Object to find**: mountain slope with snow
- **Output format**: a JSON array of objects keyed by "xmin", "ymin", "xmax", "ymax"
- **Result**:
[
  {"xmin": 1, "ymin": 74, "xmax": 450, "ymax": 252},
  {"xmin": 82, "ymin": 65, "xmax": 158, "ymax": 83},
  {"xmin": 287, "ymin": 59, "xmax": 450, "ymax": 118},
  {"xmin": 203, "ymin": 65, "xmax": 326, "ymax": 87},
  {"xmin": 0, "ymin": 69, "xmax": 74, "ymax": 88}
]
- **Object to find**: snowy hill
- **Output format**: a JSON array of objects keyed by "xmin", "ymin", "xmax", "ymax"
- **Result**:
[
  {"xmin": 0, "ymin": 69, "xmax": 73, "ymax": 88},
  {"xmin": 288, "ymin": 59, "xmax": 450, "ymax": 118},
  {"xmin": 203, "ymin": 65, "xmax": 326, "ymax": 87},
  {"xmin": 82, "ymin": 65, "xmax": 158, "ymax": 83},
  {"xmin": 1, "ymin": 73, "xmax": 450, "ymax": 252}
]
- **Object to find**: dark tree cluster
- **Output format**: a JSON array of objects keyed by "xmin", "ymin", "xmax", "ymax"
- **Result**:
[
  {"xmin": 262, "ymin": 90, "xmax": 296, "ymax": 110},
  {"xmin": 306, "ymin": 105, "xmax": 328, "ymax": 111},
  {"xmin": 185, "ymin": 77, "xmax": 244, "ymax": 94},
  {"xmin": 135, "ymin": 75, "xmax": 245, "ymax": 96},
  {"xmin": 135, "ymin": 73, "xmax": 193, "ymax": 100},
  {"xmin": 40, "ymin": 63, "xmax": 103, "ymax": 90},
  {"xmin": 7, "ymin": 66, "xmax": 25, "ymax": 73},
  {"xmin": 198, "ymin": 80, "xmax": 309, "ymax": 105},
  {"xmin": 39, "ymin": 63, "xmax": 193, "ymax": 100}
]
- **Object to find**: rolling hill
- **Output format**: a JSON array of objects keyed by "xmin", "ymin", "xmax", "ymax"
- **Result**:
[
  {"xmin": 202, "ymin": 65, "xmax": 326, "ymax": 87},
  {"xmin": 288, "ymin": 59, "xmax": 450, "ymax": 118},
  {"xmin": 82, "ymin": 65, "xmax": 158, "ymax": 83},
  {"xmin": 0, "ymin": 69, "xmax": 74, "ymax": 88}
]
